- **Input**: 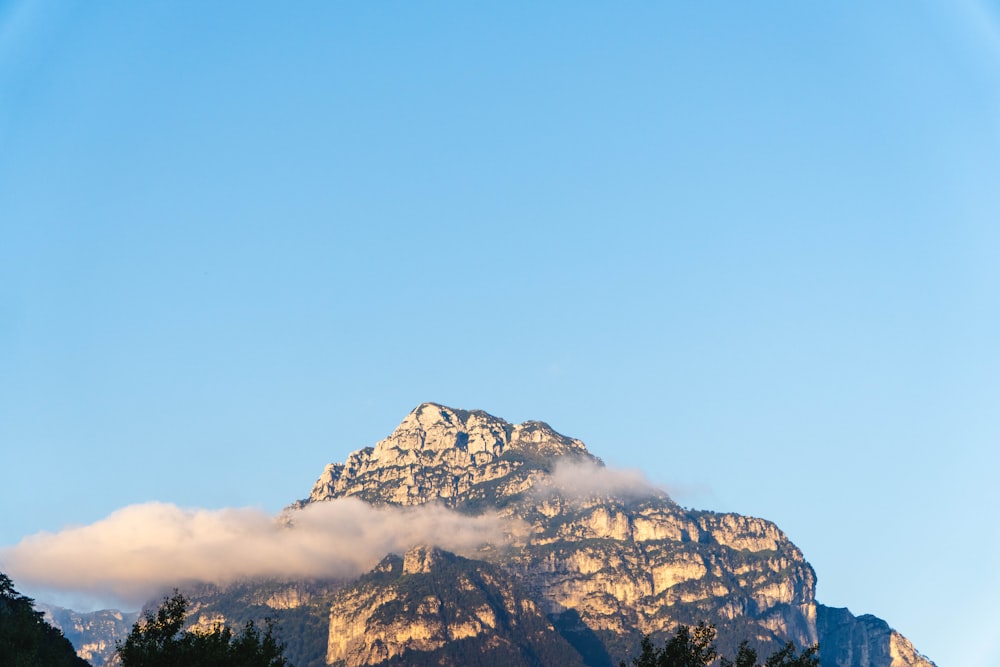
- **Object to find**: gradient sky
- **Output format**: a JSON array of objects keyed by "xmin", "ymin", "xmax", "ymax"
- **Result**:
[{"xmin": 2, "ymin": 2, "xmax": 999, "ymax": 665}]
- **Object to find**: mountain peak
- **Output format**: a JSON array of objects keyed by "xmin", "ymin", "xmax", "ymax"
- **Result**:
[
  {"xmin": 403, "ymin": 402, "xmax": 473, "ymax": 429},
  {"xmin": 305, "ymin": 403, "xmax": 594, "ymax": 507},
  {"xmin": 378, "ymin": 402, "xmax": 511, "ymax": 458},
  {"xmin": 389, "ymin": 402, "xmax": 584, "ymax": 455}
]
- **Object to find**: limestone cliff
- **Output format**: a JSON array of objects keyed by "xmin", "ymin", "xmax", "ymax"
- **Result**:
[
  {"xmin": 38, "ymin": 604, "xmax": 138, "ymax": 667},
  {"xmin": 172, "ymin": 578, "xmax": 344, "ymax": 667},
  {"xmin": 326, "ymin": 545, "xmax": 586, "ymax": 667},
  {"xmin": 816, "ymin": 606, "xmax": 935, "ymax": 667}
]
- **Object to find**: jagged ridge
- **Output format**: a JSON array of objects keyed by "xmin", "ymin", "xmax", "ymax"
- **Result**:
[{"xmin": 303, "ymin": 403, "xmax": 593, "ymax": 509}]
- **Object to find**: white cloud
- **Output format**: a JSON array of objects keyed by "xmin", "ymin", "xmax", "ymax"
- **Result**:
[
  {"xmin": 539, "ymin": 458, "xmax": 664, "ymax": 500},
  {"xmin": 0, "ymin": 498, "xmax": 514, "ymax": 609},
  {"xmin": 0, "ymin": 462, "xmax": 672, "ymax": 610}
]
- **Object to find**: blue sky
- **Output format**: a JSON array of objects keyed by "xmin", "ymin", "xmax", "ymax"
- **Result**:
[{"xmin": 1, "ymin": 2, "xmax": 998, "ymax": 664}]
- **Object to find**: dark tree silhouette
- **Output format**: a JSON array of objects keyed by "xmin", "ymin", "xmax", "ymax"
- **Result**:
[
  {"xmin": 625, "ymin": 621, "xmax": 717, "ymax": 667},
  {"xmin": 761, "ymin": 640, "xmax": 820, "ymax": 667},
  {"xmin": 623, "ymin": 622, "xmax": 819, "ymax": 667},
  {"xmin": 0, "ymin": 572, "xmax": 90, "ymax": 667},
  {"xmin": 720, "ymin": 640, "xmax": 760, "ymax": 667}
]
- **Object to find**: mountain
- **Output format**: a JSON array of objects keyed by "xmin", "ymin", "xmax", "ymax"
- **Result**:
[
  {"xmin": 327, "ymin": 545, "xmax": 586, "ymax": 667},
  {"xmin": 37, "ymin": 604, "xmax": 138, "ymax": 667},
  {"xmin": 160, "ymin": 578, "xmax": 344, "ymax": 667},
  {"xmin": 816, "ymin": 606, "xmax": 934, "ymax": 667},
  {"xmin": 300, "ymin": 403, "xmax": 935, "ymax": 667},
  {"xmin": 55, "ymin": 403, "xmax": 936, "ymax": 667}
]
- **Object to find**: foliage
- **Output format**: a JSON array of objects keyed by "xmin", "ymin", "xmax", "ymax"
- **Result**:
[
  {"xmin": 626, "ymin": 621, "xmax": 718, "ymax": 667},
  {"xmin": 174, "ymin": 579, "xmax": 343, "ymax": 667},
  {"xmin": 622, "ymin": 623, "xmax": 819, "ymax": 667},
  {"xmin": 0, "ymin": 572, "xmax": 90, "ymax": 667},
  {"xmin": 719, "ymin": 641, "xmax": 760, "ymax": 667},
  {"xmin": 758, "ymin": 640, "xmax": 819, "ymax": 667},
  {"xmin": 115, "ymin": 590, "xmax": 288, "ymax": 667}
]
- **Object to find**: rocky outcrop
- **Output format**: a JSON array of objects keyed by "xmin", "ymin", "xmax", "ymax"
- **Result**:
[
  {"xmin": 816, "ymin": 606, "xmax": 935, "ymax": 667},
  {"xmin": 501, "ymin": 495, "xmax": 818, "ymax": 662},
  {"xmin": 304, "ymin": 403, "xmax": 591, "ymax": 509},
  {"xmin": 38, "ymin": 604, "xmax": 139, "ymax": 667},
  {"xmin": 326, "ymin": 545, "xmax": 586, "ymax": 667},
  {"xmin": 171, "ymin": 578, "xmax": 344, "ymax": 667}
]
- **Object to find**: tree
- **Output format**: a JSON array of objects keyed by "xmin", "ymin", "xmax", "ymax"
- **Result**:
[
  {"xmin": 623, "ymin": 623, "xmax": 819, "ymax": 667},
  {"xmin": 115, "ymin": 590, "xmax": 288, "ymax": 667},
  {"xmin": 761, "ymin": 641, "xmax": 819, "ymax": 667},
  {"xmin": 719, "ymin": 640, "xmax": 759, "ymax": 667},
  {"xmin": 0, "ymin": 572, "xmax": 90, "ymax": 667},
  {"xmin": 624, "ymin": 622, "xmax": 717, "ymax": 667}
]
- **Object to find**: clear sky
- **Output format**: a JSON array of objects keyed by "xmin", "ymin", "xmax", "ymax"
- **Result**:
[{"xmin": 1, "ymin": 2, "xmax": 998, "ymax": 665}]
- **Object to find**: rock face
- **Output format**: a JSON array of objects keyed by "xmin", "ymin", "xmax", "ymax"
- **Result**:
[
  {"xmin": 303, "ymin": 404, "xmax": 590, "ymax": 509},
  {"xmin": 297, "ymin": 403, "xmax": 936, "ymax": 667},
  {"xmin": 327, "ymin": 545, "xmax": 586, "ymax": 667},
  {"xmin": 38, "ymin": 604, "xmax": 139, "ymax": 667},
  {"xmin": 816, "ymin": 606, "xmax": 935, "ymax": 667},
  {"xmin": 171, "ymin": 578, "xmax": 345, "ymax": 667}
]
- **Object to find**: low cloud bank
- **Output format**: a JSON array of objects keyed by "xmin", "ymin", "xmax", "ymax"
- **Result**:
[
  {"xmin": 541, "ymin": 458, "xmax": 664, "ymax": 499},
  {"xmin": 1, "ymin": 461, "xmax": 671, "ymax": 610},
  {"xmin": 0, "ymin": 498, "xmax": 513, "ymax": 608}
]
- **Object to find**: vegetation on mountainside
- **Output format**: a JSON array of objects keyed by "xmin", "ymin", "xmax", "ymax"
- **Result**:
[
  {"xmin": 176, "ymin": 579, "xmax": 341, "ymax": 667},
  {"xmin": 0, "ymin": 572, "xmax": 90, "ymax": 667},
  {"xmin": 115, "ymin": 591, "xmax": 288, "ymax": 667},
  {"xmin": 622, "ymin": 622, "xmax": 819, "ymax": 667}
]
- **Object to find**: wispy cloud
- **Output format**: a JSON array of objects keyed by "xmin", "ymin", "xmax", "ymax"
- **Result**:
[
  {"xmin": 538, "ymin": 458, "xmax": 664, "ymax": 500},
  {"xmin": 0, "ymin": 498, "xmax": 514, "ymax": 609}
]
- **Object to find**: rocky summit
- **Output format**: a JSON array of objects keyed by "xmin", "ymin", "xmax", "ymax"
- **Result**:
[
  {"xmin": 302, "ymin": 404, "xmax": 592, "ymax": 508},
  {"xmin": 66, "ymin": 403, "xmax": 937, "ymax": 667}
]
